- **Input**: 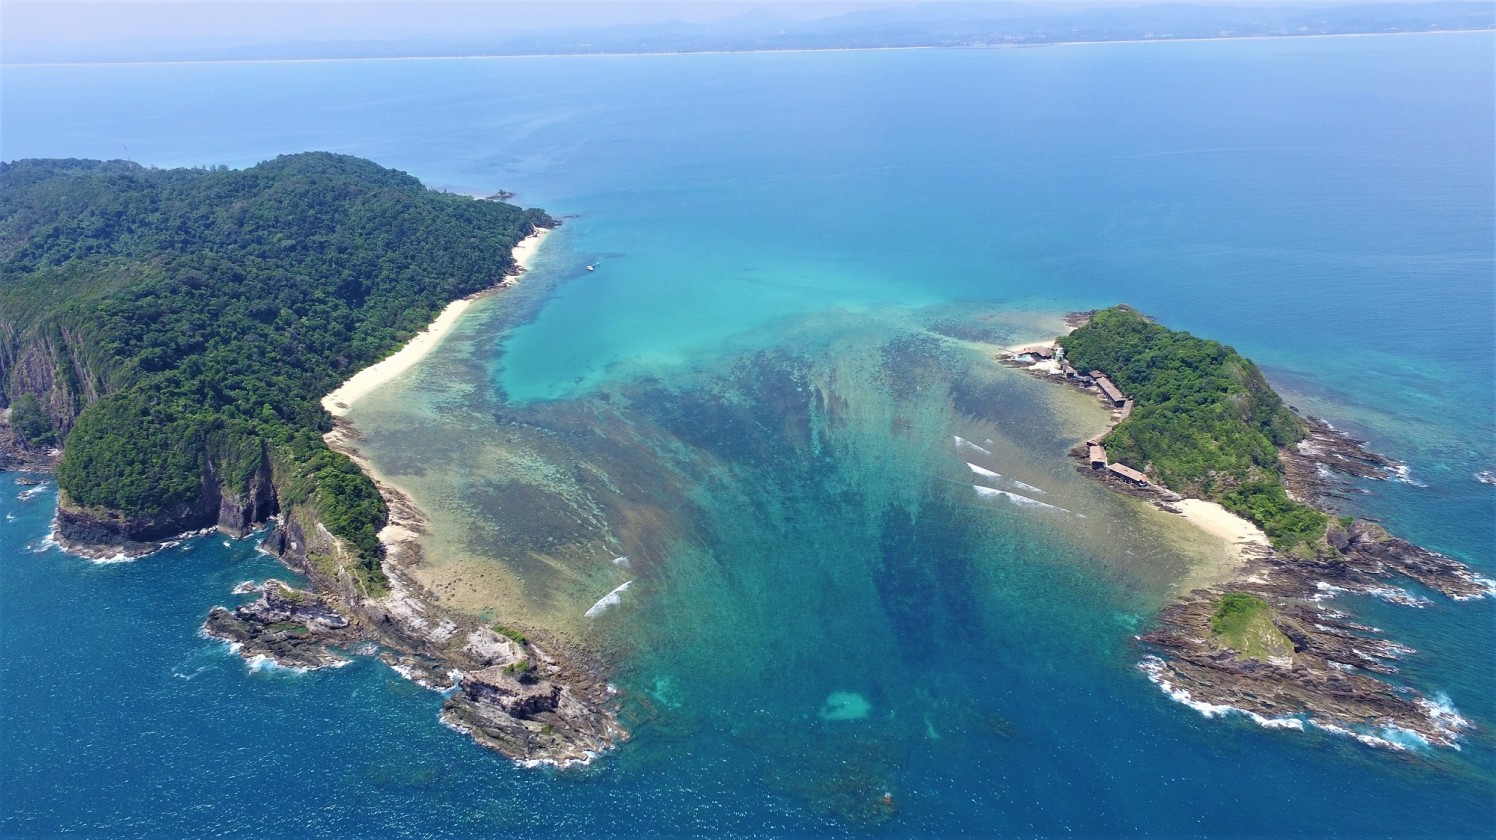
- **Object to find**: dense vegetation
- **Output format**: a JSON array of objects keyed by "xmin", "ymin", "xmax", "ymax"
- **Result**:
[
  {"xmin": 1060, "ymin": 306, "xmax": 1329, "ymax": 554},
  {"xmin": 8, "ymin": 393, "xmax": 55, "ymax": 446},
  {"xmin": 1209, "ymin": 592, "xmax": 1293, "ymax": 662},
  {"xmin": 1, "ymin": 154, "xmax": 554, "ymax": 585}
]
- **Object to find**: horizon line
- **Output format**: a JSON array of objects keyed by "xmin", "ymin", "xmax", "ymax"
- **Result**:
[{"xmin": 3, "ymin": 27, "xmax": 1490, "ymax": 69}]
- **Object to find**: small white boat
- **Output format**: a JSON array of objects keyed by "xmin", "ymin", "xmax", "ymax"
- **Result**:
[{"xmin": 586, "ymin": 264, "xmax": 596, "ymax": 272}]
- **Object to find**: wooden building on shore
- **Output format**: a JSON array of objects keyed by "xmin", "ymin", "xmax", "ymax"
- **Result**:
[
  {"xmin": 1107, "ymin": 463, "xmax": 1151, "ymax": 487},
  {"xmin": 1094, "ymin": 375, "xmax": 1127, "ymax": 408},
  {"xmin": 1088, "ymin": 444, "xmax": 1108, "ymax": 469}
]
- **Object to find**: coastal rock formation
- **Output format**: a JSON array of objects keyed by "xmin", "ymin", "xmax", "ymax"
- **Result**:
[
  {"xmin": 202, "ymin": 579, "xmax": 357, "ymax": 670},
  {"xmin": 201, "ymin": 553, "xmax": 626, "ymax": 765},
  {"xmin": 1136, "ymin": 426, "xmax": 1491, "ymax": 748},
  {"xmin": 0, "ymin": 421, "xmax": 59, "ymax": 473},
  {"xmin": 1282, "ymin": 415, "xmax": 1405, "ymax": 503},
  {"xmin": 1004, "ymin": 309, "xmax": 1491, "ymax": 750},
  {"xmin": 252, "ymin": 495, "xmax": 626, "ymax": 765},
  {"xmin": 54, "ymin": 449, "xmax": 279, "ymax": 559},
  {"xmin": 443, "ymin": 664, "xmax": 624, "ymax": 765}
]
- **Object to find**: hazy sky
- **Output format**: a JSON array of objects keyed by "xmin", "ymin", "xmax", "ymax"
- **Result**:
[
  {"xmin": 2, "ymin": 0, "xmax": 1368, "ymax": 51},
  {"xmin": 4, "ymin": 2, "xmax": 917, "ymax": 46},
  {"xmin": 3, "ymin": 0, "xmax": 1461, "ymax": 59}
]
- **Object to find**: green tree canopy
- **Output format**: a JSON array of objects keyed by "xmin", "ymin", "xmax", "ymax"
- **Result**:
[
  {"xmin": 2, "ymin": 153, "xmax": 555, "ymax": 579},
  {"xmin": 1060, "ymin": 306, "xmax": 1328, "ymax": 553}
]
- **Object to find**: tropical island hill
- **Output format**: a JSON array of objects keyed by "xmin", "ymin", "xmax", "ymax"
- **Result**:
[
  {"xmin": 0, "ymin": 155, "xmax": 620, "ymax": 765},
  {"xmin": 1001, "ymin": 306, "xmax": 1492, "ymax": 749}
]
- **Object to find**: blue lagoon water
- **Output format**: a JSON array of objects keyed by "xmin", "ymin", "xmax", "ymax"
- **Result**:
[{"xmin": 3, "ymin": 35, "xmax": 1494, "ymax": 837}]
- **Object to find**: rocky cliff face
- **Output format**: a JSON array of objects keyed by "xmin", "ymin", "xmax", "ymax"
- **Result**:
[
  {"xmin": 0, "ymin": 319, "xmax": 113, "ymax": 439},
  {"xmin": 54, "ymin": 443, "xmax": 280, "ymax": 558}
]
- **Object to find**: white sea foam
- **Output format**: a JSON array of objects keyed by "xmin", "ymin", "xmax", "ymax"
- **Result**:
[
  {"xmin": 1418, "ymin": 693, "xmax": 1471, "ymax": 745},
  {"xmin": 973, "ymin": 485, "xmax": 1074, "ymax": 515},
  {"xmin": 952, "ymin": 435, "xmax": 992, "ymax": 457},
  {"xmin": 1361, "ymin": 586, "xmax": 1431, "ymax": 608},
  {"xmin": 611, "ymin": 555, "xmax": 631, "ymax": 567},
  {"xmin": 584, "ymin": 580, "xmax": 633, "ymax": 618},
  {"xmin": 1389, "ymin": 464, "xmax": 1428, "ymax": 487},
  {"xmin": 1310, "ymin": 722, "xmax": 1407, "ymax": 750},
  {"xmin": 86, "ymin": 551, "xmax": 139, "ymax": 565},
  {"xmin": 386, "ymin": 660, "xmax": 454, "ymax": 692},
  {"xmin": 245, "ymin": 653, "xmax": 301, "ymax": 673},
  {"xmin": 16, "ymin": 485, "xmax": 47, "ymax": 501},
  {"xmin": 1313, "ymin": 580, "xmax": 1422, "ymax": 608},
  {"xmin": 1312, "ymin": 581, "xmax": 1346, "ymax": 602},
  {"xmin": 440, "ymin": 713, "xmax": 475, "ymax": 738},
  {"xmin": 966, "ymin": 463, "xmax": 1002, "ymax": 480},
  {"xmin": 514, "ymin": 749, "xmax": 605, "ymax": 770},
  {"xmin": 1452, "ymin": 574, "xmax": 1496, "ymax": 600},
  {"xmin": 1140, "ymin": 657, "xmax": 1305, "ymax": 731},
  {"xmin": 1009, "ymin": 480, "xmax": 1045, "ymax": 494},
  {"xmin": 1140, "ymin": 657, "xmax": 1472, "ymax": 750}
]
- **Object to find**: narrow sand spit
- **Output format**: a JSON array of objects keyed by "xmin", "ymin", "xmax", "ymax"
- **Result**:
[{"xmin": 321, "ymin": 226, "xmax": 552, "ymax": 417}]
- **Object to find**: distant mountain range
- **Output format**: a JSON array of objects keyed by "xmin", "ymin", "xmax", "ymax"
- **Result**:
[{"xmin": 5, "ymin": 1, "xmax": 1492, "ymax": 63}]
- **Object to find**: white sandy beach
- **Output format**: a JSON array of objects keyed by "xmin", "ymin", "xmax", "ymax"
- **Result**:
[
  {"xmin": 1174, "ymin": 498, "xmax": 1269, "ymax": 558},
  {"xmin": 321, "ymin": 227, "xmax": 551, "ymax": 417}
]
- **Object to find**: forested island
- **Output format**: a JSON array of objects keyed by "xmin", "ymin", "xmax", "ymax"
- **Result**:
[
  {"xmin": 1, "ymin": 153, "xmax": 549, "ymax": 573},
  {"xmin": 1059, "ymin": 306, "xmax": 1328, "ymax": 552},
  {"xmin": 1, "ymin": 154, "xmax": 621, "ymax": 763},
  {"xmin": 1013, "ymin": 306, "xmax": 1492, "ymax": 748}
]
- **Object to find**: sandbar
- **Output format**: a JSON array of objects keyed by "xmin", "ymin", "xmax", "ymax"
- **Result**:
[{"xmin": 322, "ymin": 226, "xmax": 551, "ymax": 416}]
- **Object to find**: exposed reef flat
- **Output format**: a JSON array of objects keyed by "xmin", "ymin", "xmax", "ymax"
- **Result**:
[
  {"xmin": 1002, "ymin": 307, "xmax": 1492, "ymax": 749},
  {"xmin": 299, "ymin": 220, "xmax": 627, "ymax": 766}
]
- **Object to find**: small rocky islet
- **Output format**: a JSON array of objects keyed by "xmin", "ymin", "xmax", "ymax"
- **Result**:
[{"xmin": 1002, "ymin": 306, "xmax": 1492, "ymax": 749}]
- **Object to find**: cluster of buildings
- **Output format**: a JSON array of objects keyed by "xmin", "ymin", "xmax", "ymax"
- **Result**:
[{"xmin": 1014, "ymin": 344, "xmax": 1151, "ymax": 488}]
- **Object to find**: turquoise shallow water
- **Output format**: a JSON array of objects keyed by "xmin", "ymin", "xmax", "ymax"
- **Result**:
[{"xmin": 3, "ymin": 34, "xmax": 1495, "ymax": 837}]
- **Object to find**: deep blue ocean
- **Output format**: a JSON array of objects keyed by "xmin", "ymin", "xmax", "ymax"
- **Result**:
[{"xmin": 2, "ymin": 35, "xmax": 1494, "ymax": 837}]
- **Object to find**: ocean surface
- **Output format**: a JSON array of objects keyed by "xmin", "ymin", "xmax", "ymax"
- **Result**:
[{"xmin": 3, "ymin": 35, "xmax": 1494, "ymax": 837}]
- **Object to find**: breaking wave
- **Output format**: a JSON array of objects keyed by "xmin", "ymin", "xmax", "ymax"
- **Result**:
[
  {"xmin": 953, "ymin": 435, "xmax": 993, "ymax": 457},
  {"xmin": 584, "ymin": 580, "xmax": 634, "ymax": 618},
  {"xmin": 973, "ymin": 485, "xmax": 1075, "ymax": 515}
]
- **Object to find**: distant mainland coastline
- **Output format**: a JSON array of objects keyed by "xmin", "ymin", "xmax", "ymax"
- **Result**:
[
  {"xmin": 6, "ymin": 1, "xmax": 1492, "ymax": 67},
  {"xmin": 7, "ymin": 29, "xmax": 1491, "ymax": 68}
]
